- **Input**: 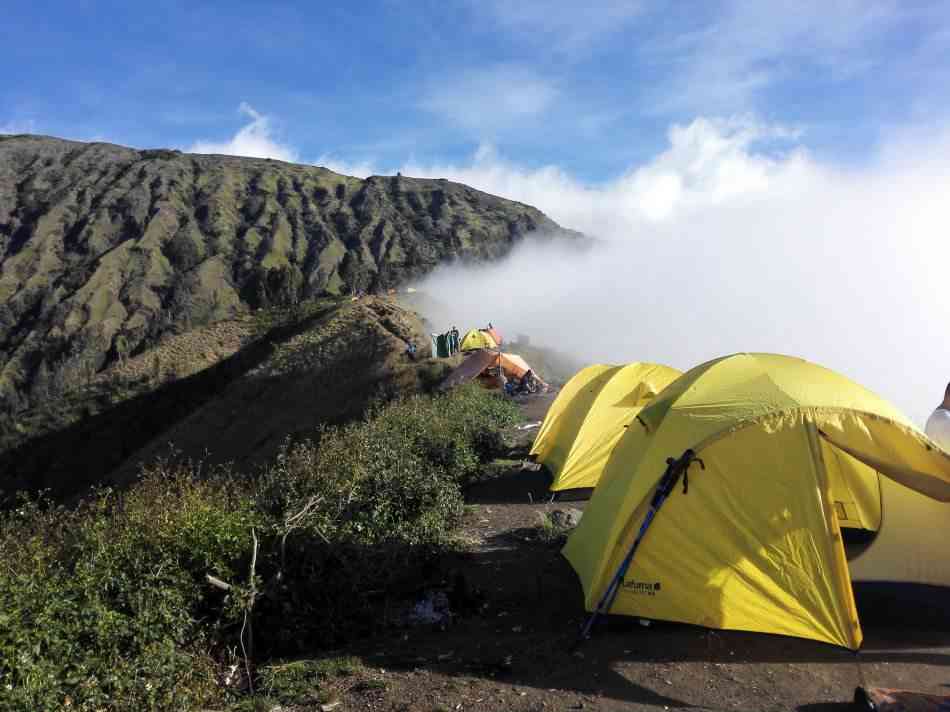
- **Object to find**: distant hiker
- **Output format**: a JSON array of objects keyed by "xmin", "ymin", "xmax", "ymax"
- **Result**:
[
  {"xmin": 450, "ymin": 326, "xmax": 460, "ymax": 353},
  {"xmin": 520, "ymin": 369, "xmax": 538, "ymax": 394},
  {"xmin": 406, "ymin": 341, "xmax": 417, "ymax": 360},
  {"xmin": 925, "ymin": 382, "xmax": 950, "ymax": 451}
]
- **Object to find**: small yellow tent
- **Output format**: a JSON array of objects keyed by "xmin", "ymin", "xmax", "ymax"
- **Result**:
[
  {"xmin": 563, "ymin": 353, "xmax": 950, "ymax": 650},
  {"xmin": 460, "ymin": 329, "xmax": 497, "ymax": 352},
  {"xmin": 530, "ymin": 362, "xmax": 682, "ymax": 491},
  {"xmin": 530, "ymin": 364, "xmax": 619, "ymax": 470}
]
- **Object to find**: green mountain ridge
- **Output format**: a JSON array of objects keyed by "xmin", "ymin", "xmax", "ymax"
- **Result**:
[
  {"xmin": 0, "ymin": 134, "xmax": 583, "ymax": 413},
  {"xmin": 0, "ymin": 295, "xmax": 443, "ymax": 500}
]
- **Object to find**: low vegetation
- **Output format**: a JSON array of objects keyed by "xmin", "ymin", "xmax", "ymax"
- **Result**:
[
  {"xmin": 0, "ymin": 296, "xmax": 434, "ymax": 502},
  {"xmin": 535, "ymin": 510, "xmax": 576, "ymax": 544},
  {"xmin": 0, "ymin": 385, "xmax": 520, "ymax": 711}
]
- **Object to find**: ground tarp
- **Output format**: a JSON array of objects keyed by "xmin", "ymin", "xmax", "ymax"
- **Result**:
[{"xmin": 439, "ymin": 350, "xmax": 497, "ymax": 390}]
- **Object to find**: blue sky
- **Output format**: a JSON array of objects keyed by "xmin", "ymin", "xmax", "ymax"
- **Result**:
[
  {"xmin": 4, "ymin": 1, "xmax": 950, "ymax": 181},
  {"xmin": 6, "ymin": 1, "xmax": 950, "ymax": 420}
]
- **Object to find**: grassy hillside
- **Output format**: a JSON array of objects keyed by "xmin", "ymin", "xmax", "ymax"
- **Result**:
[
  {"xmin": 0, "ymin": 296, "xmax": 450, "ymax": 501},
  {"xmin": 0, "ymin": 134, "xmax": 582, "ymax": 415}
]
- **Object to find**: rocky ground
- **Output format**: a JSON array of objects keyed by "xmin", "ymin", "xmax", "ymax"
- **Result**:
[{"xmin": 284, "ymin": 390, "xmax": 950, "ymax": 712}]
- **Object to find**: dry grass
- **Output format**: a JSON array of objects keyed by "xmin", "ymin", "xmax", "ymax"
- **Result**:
[{"xmin": 96, "ymin": 312, "xmax": 257, "ymax": 387}]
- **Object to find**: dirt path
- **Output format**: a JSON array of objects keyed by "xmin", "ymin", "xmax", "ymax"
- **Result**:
[{"xmin": 326, "ymin": 392, "xmax": 950, "ymax": 712}]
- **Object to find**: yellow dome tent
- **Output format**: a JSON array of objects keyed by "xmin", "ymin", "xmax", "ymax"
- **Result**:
[
  {"xmin": 530, "ymin": 365, "xmax": 618, "ymax": 469},
  {"xmin": 459, "ymin": 328, "xmax": 497, "ymax": 352},
  {"xmin": 529, "ymin": 362, "xmax": 682, "ymax": 491},
  {"xmin": 564, "ymin": 353, "xmax": 950, "ymax": 650}
]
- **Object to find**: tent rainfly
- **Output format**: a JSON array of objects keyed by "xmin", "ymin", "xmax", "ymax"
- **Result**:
[
  {"xmin": 563, "ymin": 353, "xmax": 950, "ymax": 650},
  {"xmin": 530, "ymin": 362, "xmax": 682, "ymax": 491},
  {"xmin": 482, "ymin": 326, "xmax": 503, "ymax": 347},
  {"xmin": 460, "ymin": 329, "xmax": 498, "ymax": 352}
]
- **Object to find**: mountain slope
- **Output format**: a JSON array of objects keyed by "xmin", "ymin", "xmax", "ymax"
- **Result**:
[
  {"xmin": 0, "ymin": 134, "xmax": 579, "ymax": 413},
  {"xmin": 0, "ymin": 296, "xmax": 444, "ymax": 500}
]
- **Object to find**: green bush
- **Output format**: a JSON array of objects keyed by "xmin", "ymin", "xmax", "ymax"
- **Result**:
[
  {"xmin": 251, "ymin": 385, "xmax": 520, "ymax": 651},
  {"xmin": 0, "ymin": 385, "xmax": 520, "ymax": 709},
  {"xmin": 0, "ymin": 460, "xmax": 259, "ymax": 710}
]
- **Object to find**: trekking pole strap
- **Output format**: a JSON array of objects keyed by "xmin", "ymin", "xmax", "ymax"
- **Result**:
[{"xmin": 651, "ymin": 449, "xmax": 704, "ymax": 506}]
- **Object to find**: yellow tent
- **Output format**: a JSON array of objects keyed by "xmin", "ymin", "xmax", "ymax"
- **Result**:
[
  {"xmin": 460, "ymin": 328, "xmax": 497, "ymax": 352},
  {"xmin": 563, "ymin": 353, "xmax": 950, "ymax": 650},
  {"xmin": 530, "ymin": 364, "xmax": 619, "ymax": 470},
  {"xmin": 530, "ymin": 362, "xmax": 682, "ymax": 491}
]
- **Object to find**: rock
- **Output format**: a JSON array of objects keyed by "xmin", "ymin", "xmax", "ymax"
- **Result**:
[
  {"xmin": 406, "ymin": 591, "xmax": 452, "ymax": 626},
  {"xmin": 549, "ymin": 508, "xmax": 583, "ymax": 529},
  {"xmin": 320, "ymin": 702, "xmax": 342, "ymax": 711}
]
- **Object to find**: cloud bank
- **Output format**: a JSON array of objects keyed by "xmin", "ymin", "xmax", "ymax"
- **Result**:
[
  {"xmin": 405, "ymin": 117, "xmax": 950, "ymax": 426},
  {"xmin": 0, "ymin": 119, "xmax": 38, "ymax": 135},
  {"xmin": 421, "ymin": 65, "xmax": 558, "ymax": 133},
  {"xmin": 188, "ymin": 103, "xmax": 298, "ymax": 161}
]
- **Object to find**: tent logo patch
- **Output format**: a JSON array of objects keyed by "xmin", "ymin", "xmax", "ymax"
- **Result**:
[{"xmin": 623, "ymin": 580, "xmax": 661, "ymax": 595}]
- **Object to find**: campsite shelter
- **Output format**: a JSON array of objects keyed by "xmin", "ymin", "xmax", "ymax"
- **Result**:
[
  {"xmin": 563, "ymin": 353, "xmax": 950, "ymax": 650},
  {"xmin": 494, "ymin": 352, "xmax": 531, "ymax": 381},
  {"xmin": 483, "ymin": 326, "xmax": 503, "ymax": 347},
  {"xmin": 460, "ymin": 328, "xmax": 498, "ymax": 352},
  {"xmin": 440, "ymin": 350, "xmax": 541, "ymax": 391},
  {"xmin": 530, "ymin": 362, "xmax": 682, "ymax": 491}
]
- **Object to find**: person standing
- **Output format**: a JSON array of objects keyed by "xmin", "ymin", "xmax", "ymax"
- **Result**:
[{"xmin": 925, "ymin": 382, "xmax": 950, "ymax": 451}]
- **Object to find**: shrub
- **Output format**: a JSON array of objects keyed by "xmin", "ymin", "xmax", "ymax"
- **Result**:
[
  {"xmin": 0, "ymin": 385, "xmax": 520, "ymax": 708},
  {"xmin": 0, "ymin": 460, "xmax": 259, "ymax": 710},
  {"xmin": 251, "ymin": 385, "xmax": 520, "ymax": 651}
]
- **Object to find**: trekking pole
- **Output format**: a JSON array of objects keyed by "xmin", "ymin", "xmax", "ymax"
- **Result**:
[{"xmin": 570, "ymin": 449, "xmax": 704, "ymax": 652}]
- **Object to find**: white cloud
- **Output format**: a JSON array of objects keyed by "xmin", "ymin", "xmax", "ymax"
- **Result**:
[
  {"xmin": 478, "ymin": 0, "xmax": 644, "ymax": 51},
  {"xmin": 0, "ymin": 119, "xmax": 37, "ymax": 135},
  {"xmin": 314, "ymin": 155, "xmax": 378, "ymax": 179},
  {"xmin": 402, "ymin": 116, "xmax": 804, "ymax": 227},
  {"xmin": 646, "ymin": 0, "xmax": 906, "ymax": 113},
  {"xmin": 421, "ymin": 65, "xmax": 558, "ymax": 133},
  {"xmin": 404, "ymin": 117, "xmax": 950, "ymax": 426},
  {"xmin": 188, "ymin": 103, "xmax": 298, "ymax": 161}
]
